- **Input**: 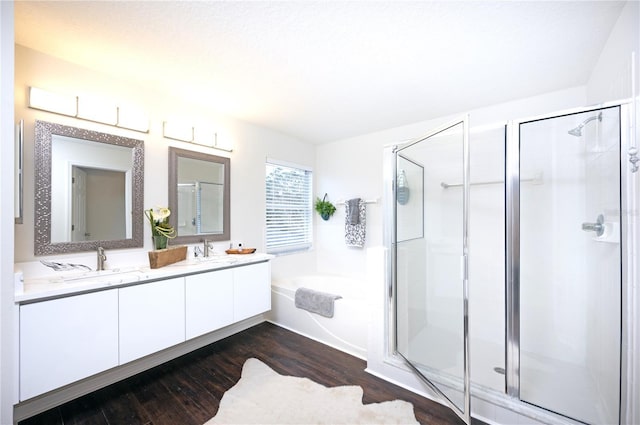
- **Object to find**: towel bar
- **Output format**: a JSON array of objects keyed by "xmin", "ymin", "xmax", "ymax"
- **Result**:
[
  {"xmin": 336, "ymin": 198, "xmax": 378, "ymax": 205},
  {"xmin": 441, "ymin": 173, "xmax": 543, "ymax": 189}
]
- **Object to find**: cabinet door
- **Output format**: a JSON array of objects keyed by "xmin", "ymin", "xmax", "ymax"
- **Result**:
[
  {"xmin": 20, "ymin": 290, "xmax": 119, "ymax": 401},
  {"xmin": 233, "ymin": 261, "xmax": 271, "ymax": 321},
  {"xmin": 119, "ymin": 277, "xmax": 185, "ymax": 364},
  {"xmin": 185, "ymin": 269, "xmax": 234, "ymax": 339}
]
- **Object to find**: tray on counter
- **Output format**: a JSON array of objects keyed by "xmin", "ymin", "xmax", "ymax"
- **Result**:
[{"xmin": 225, "ymin": 248, "xmax": 256, "ymax": 255}]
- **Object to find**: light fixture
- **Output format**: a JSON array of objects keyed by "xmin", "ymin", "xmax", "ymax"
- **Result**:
[
  {"xmin": 164, "ymin": 121, "xmax": 233, "ymax": 152},
  {"xmin": 192, "ymin": 126, "xmax": 215, "ymax": 147},
  {"xmin": 29, "ymin": 87, "xmax": 77, "ymax": 116},
  {"xmin": 28, "ymin": 86, "xmax": 149, "ymax": 133},
  {"xmin": 163, "ymin": 120, "xmax": 194, "ymax": 142},
  {"xmin": 77, "ymin": 95, "xmax": 118, "ymax": 125},
  {"xmin": 213, "ymin": 133, "xmax": 233, "ymax": 152},
  {"xmin": 118, "ymin": 104, "xmax": 150, "ymax": 133}
]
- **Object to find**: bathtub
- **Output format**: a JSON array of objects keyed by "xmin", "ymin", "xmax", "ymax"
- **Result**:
[{"xmin": 268, "ymin": 274, "xmax": 369, "ymax": 359}]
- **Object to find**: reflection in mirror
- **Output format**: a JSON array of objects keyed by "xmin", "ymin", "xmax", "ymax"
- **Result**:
[
  {"xmin": 35, "ymin": 120, "xmax": 144, "ymax": 255},
  {"xmin": 70, "ymin": 166, "xmax": 126, "ymax": 242},
  {"xmin": 53, "ymin": 136, "xmax": 131, "ymax": 243},
  {"xmin": 168, "ymin": 147, "xmax": 230, "ymax": 244}
]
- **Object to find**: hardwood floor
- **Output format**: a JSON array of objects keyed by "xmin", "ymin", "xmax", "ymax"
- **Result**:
[{"xmin": 19, "ymin": 322, "xmax": 483, "ymax": 425}]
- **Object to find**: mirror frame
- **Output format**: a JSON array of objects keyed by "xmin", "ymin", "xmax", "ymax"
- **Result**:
[
  {"xmin": 34, "ymin": 120, "xmax": 145, "ymax": 255},
  {"xmin": 168, "ymin": 147, "xmax": 230, "ymax": 245}
]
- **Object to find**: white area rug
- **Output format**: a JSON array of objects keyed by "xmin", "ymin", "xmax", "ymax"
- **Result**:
[{"xmin": 205, "ymin": 358, "xmax": 419, "ymax": 424}]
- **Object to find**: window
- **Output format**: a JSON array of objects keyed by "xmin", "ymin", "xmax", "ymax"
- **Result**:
[{"xmin": 265, "ymin": 159, "xmax": 312, "ymax": 254}]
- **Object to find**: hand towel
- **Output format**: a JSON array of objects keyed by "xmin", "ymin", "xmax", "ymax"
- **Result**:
[
  {"xmin": 347, "ymin": 198, "xmax": 360, "ymax": 224},
  {"xmin": 345, "ymin": 199, "xmax": 366, "ymax": 248}
]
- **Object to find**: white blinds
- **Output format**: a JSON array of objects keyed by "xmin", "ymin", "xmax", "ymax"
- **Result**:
[{"xmin": 265, "ymin": 161, "xmax": 313, "ymax": 254}]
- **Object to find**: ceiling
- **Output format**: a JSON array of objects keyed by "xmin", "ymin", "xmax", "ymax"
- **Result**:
[{"xmin": 14, "ymin": 1, "xmax": 626, "ymax": 144}]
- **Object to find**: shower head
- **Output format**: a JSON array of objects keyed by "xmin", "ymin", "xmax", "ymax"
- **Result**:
[
  {"xmin": 568, "ymin": 112, "xmax": 602, "ymax": 137},
  {"xmin": 568, "ymin": 126, "xmax": 583, "ymax": 137}
]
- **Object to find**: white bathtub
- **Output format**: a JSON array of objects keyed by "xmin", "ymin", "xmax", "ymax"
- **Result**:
[{"xmin": 268, "ymin": 274, "xmax": 369, "ymax": 359}]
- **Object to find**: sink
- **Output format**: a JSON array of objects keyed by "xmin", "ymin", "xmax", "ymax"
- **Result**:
[{"xmin": 51, "ymin": 267, "xmax": 145, "ymax": 285}]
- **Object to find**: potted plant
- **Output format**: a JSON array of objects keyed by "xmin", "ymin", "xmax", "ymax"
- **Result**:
[
  {"xmin": 314, "ymin": 194, "xmax": 336, "ymax": 221},
  {"xmin": 145, "ymin": 206, "xmax": 177, "ymax": 250}
]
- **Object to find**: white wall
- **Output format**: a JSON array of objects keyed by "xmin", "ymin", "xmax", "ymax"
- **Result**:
[
  {"xmin": 14, "ymin": 45, "xmax": 316, "ymax": 280},
  {"xmin": 0, "ymin": 3, "xmax": 15, "ymax": 424},
  {"xmin": 587, "ymin": 1, "xmax": 639, "ymax": 104}
]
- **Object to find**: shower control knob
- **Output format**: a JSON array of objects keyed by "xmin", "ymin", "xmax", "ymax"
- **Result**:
[
  {"xmin": 629, "ymin": 147, "xmax": 639, "ymax": 172},
  {"xmin": 581, "ymin": 214, "xmax": 605, "ymax": 237}
]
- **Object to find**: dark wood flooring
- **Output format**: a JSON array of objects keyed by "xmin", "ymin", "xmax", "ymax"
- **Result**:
[{"xmin": 19, "ymin": 322, "xmax": 483, "ymax": 425}]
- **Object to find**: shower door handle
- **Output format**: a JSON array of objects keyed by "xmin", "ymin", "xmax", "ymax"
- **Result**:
[{"xmin": 581, "ymin": 214, "xmax": 605, "ymax": 237}]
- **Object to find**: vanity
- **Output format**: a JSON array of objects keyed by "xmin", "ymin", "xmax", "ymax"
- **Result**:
[
  {"xmin": 14, "ymin": 117, "xmax": 267, "ymax": 422},
  {"xmin": 15, "ymin": 254, "xmax": 272, "ymax": 419}
]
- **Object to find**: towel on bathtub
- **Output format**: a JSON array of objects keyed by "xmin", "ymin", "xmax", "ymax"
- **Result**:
[{"xmin": 294, "ymin": 287, "xmax": 342, "ymax": 318}]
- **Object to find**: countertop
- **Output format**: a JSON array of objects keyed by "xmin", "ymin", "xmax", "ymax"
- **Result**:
[{"xmin": 15, "ymin": 253, "xmax": 274, "ymax": 304}]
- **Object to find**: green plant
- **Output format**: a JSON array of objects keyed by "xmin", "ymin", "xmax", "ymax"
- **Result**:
[
  {"xmin": 314, "ymin": 194, "xmax": 336, "ymax": 221},
  {"xmin": 145, "ymin": 206, "xmax": 177, "ymax": 238}
]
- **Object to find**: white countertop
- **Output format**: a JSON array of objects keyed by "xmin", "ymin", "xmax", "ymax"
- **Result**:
[{"xmin": 15, "ymin": 253, "xmax": 274, "ymax": 303}]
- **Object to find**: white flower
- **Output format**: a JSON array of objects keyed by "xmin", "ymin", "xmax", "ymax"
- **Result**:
[{"xmin": 153, "ymin": 207, "xmax": 171, "ymax": 221}]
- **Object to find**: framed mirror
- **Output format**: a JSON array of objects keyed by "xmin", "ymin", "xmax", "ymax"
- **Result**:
[
  {"xmin": 168, "ymin": 147, "xmax": 230, "ymax": 244},
  {"xmin": 34, "ymin": 120, "xmax": 144, "ymax": 255}
]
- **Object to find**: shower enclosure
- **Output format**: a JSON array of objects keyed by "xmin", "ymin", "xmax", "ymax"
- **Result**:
[{"xmin": 388, "ymin": 101, "xmax": 635, "ymax": 425}]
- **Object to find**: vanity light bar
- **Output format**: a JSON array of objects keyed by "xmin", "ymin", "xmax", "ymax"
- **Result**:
[
  {"xmin": 163, "ymin": 120, "xmax": 194, "ymax": 142},
  {"xmin": 29, "ymin": 87, "xmax": 77, "ymax": 116},
  {"xmin": 77, "ymin": 96, "xmax": 118, "ymax": 125},
  {"xmin": 28, "ymin": 87, "xmax": 150, "ymax": 133},
  {"xmin": 117, "ymin": 104, "xmax": 150, "ymax": 133},
  {"xmin": 193, "ymin": 125, "xmax": 215, "ymax": 147},
  {"xmin": 213, "ymin": 133, "xmax": 233, "ymax": 152},
  {"xmin": 163, "ymin": 120, "xmax": 233, "ymax": 152}
]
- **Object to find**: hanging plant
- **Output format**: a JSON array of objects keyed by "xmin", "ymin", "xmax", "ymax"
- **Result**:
[{"xmin": 314, "ymin": 193, "xmax": 336, "ymax": 221}]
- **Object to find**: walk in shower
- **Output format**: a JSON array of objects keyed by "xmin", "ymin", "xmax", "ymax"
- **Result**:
[{"xmin": 387, "ymin": 101, "xmax": 636, "ymax": 425}]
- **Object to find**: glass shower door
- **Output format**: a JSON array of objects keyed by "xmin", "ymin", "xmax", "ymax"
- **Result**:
[
  {"xmin": 394, "ymin": 117, "xmax": 470, "ymax": 424},
  {"xmin": 517, "ymin": 106, "xmax": 621, "ymax": 424}
]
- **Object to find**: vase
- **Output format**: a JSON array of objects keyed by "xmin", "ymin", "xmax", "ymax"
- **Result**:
[
  {"xmin": 153, "ymin": 235, "xmax": 168, "ymax": 250},
  {"xmin": 321, "ymin": 212, "xmax": 330, "ymax": 221}
]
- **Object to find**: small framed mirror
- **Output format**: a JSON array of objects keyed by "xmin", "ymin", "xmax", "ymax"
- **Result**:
[
  {"xmin": 34, "ymin": 120, "xmax": 144, "ymax": 255},
  {"xmin": 168, "ymin": 147, "xmax": 230, "ymax": 244}
]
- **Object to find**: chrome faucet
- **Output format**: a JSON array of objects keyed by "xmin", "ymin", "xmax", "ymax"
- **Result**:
[
  {"xmin": 203, "ymin": 239, "xmax": 214, "ymax": 257},
  {"xmin": 97, "ymin": 246, "xmax": 107, "ymax": 271}
]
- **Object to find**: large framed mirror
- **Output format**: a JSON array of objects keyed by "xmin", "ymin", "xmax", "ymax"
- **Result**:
[
  {"xmin": 34, "ymin": 120, "xmax": 144, "ymax": 255},
  {"xmin": 168, "ymin": 147, "xmax": 230, "ymax": 244}
]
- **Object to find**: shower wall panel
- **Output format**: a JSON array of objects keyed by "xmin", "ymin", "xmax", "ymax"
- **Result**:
[{"xmin": 468, "ymin": 127, "xmax": 506, "ymax": 392}]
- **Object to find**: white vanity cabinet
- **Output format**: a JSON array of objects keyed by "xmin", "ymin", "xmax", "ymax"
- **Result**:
[
  {"xmin": 19, "ymin": 289, "xmax": 119, "ymax": 401},
  {"xmin": 119, "ymin": 277, "xmax": 186, "ymax": 364},
  {"xmin": 185, "ymin": 269, "xmax": 234, "ymax": 339},
  {"xmin": 17, "ymin": 257, "xmax": 272, "ymax": 405},
  {"xmin": 233, "ymin": 261, "xmax": 271, "ymax": 321}
]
